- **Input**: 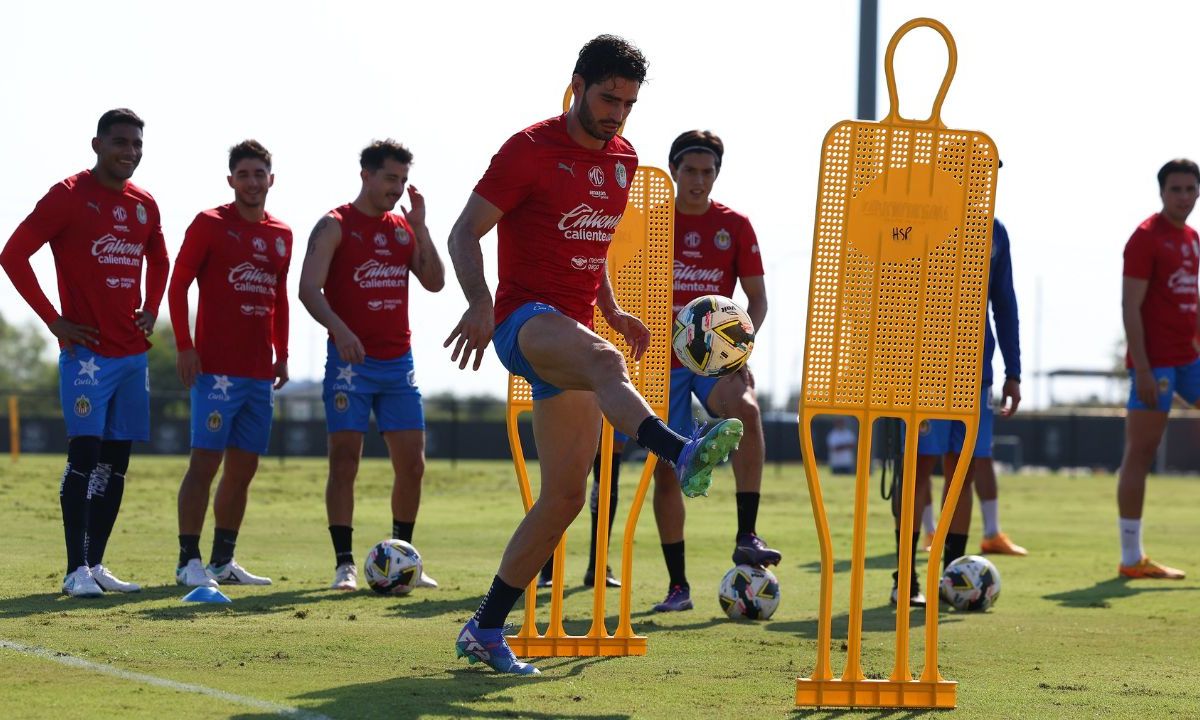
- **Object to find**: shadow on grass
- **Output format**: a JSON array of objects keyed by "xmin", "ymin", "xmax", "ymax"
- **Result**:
[
  {"xmin": 797, "ymin": 552, "xmax": 901, "ymax": 575},
  {"xmin": 765, "ymin": 602, "xmax": 963, "ymax": 639},
  {"xmin": 1042, "ymin": 576, "xmax": 1197, "ymax": 608},
  {"xmin": 789, "ymin": 710, "xmax": 943, "ymax": 719},
  {"xmin": 0, "ymin": 584, "xmax": 439, "ymax": 620},
  {"xmin": 229, "ymin": 658, "xmax": 631, "ymax": 720}
]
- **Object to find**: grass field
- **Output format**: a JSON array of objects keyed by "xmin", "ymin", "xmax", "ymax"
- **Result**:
[{"xmin": 1, "ymin": 454, "xmax": 1198, "ymax": 719}]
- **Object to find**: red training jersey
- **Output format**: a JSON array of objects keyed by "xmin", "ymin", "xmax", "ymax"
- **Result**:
[
  {"xmin": 168, "ymin": 205, "xmax": 292, "ymax": 380},
  {"xmin": 324, "ymin": 203, "xmax": 415, "ymax": 360},
  {"xmin": 474, "ymin": 114, "xmax": 638, "ymax": 327},
  {"xmin": 0, "ymin": 170, "xmax": 169, "ymax": 358},
  {"xmin": 671, "ymin": 201, "xmax": 764, "ymax": 367},
  {"xmin": 1123, "ymin": 213, "xmax": 1200, "ymax": 367}
]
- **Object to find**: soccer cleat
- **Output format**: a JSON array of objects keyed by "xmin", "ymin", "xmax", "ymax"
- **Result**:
[
  {"xmin": 583, "ymin": 565, "xmax": 620, "ymax": 588},
  {"xmin": 89, "ymin": 564, "xmax": 141, "ymax": 593},
  {"xmin": 732, "ymin": 533, "xmax": 782, "ymax": 567},
  {"xmin": 207, "ymin": 559, "xmax": 272, "ymax": 586},
  {"xmin": 455, "ymin": 619, "xmax": 540, "ymax": 675},
  {"xmin": 331, "ymin": 562, "xmax": 358, "ymax": 591},
  {"xmin": 1119, "ymin": 556, "xmax": 1186, "ymax": 580},
  {"xmin": 674, "ymin": 419, "xmax": 744, "ymax": 498},
  {"xmin": 980, "ymin": 532, "xmax": 1028, "ymax": 556},
  {"xmin": 62, "ymin": 566, "xmax": 104, "ymax": 598},
  {"xmin": 652, "ymin": 584, "xmax": 693, "ymax": 612},
  {"xmin": 415, "ymin": 571, "xmax": 439, "ymax": 589},
  {"xmin": 890, "ymin": 581, "xmax": 927, "ymax": 608},
  {"xmin": 176, "ymin": 559, "xmax": 218, "ymax": 588}
]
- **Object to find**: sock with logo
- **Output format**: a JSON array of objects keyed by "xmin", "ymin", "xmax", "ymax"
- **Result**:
[
  {"xmin": 1119, "ymin": 517, "xmax": 1144, "ymax": 567},
  {"xmin": 62, "ymin": 437, "xmax": 101, "ymax": 574},
  {"xmin": 209, "ymin": 528, "xmax": 238, "ymax": 568},
  {"xmin": 473, "ymin": 575, "xmax": 525, "ymax": 629},
  {"xmin": 178, "ymin": 535, "xmax": 202, "ymax": 567},
  {"xmin": 84, "ymin": 440, "xmax": 130, "ymax": 566},
  {"xmin": 392, "ymin": 520, "xmax": 415, "ymax": 544},
  {"xmin": 329, "ymin": 525, "xmax": 354, "ymax": 568}
]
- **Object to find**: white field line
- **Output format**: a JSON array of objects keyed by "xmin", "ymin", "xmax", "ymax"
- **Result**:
[{"xmin": 0, "ymin": 639, "xmax": 332, "ymax": 720}]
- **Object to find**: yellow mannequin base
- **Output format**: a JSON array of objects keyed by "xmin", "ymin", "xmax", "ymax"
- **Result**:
[
  {"xmin": 506, "ymin": 634, "xmax": 647, "ymax": 657},
  {"xmin": 796, "ymin": 678, "xmax": 957, "ymax": 708}
]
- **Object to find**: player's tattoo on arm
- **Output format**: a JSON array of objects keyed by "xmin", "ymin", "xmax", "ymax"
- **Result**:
[{"xmin": 305, "ymin": 215, "xmax": 335, "ymax": 256}]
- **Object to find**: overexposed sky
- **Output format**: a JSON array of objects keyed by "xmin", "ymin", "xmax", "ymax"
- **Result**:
[{"xmin": 2, "ymin": 1, "xmax": 1195, "ymax": 408}]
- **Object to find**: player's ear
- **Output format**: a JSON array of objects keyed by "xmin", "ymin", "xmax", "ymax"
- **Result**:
[
  {"xmin": 267, "ymin": 173, "xmax": 275, "ymax": 189},
  {"xmin": 91, "ymin": 136, "xmax": 101, "ymax": 154},
  {"xmin": 570, "ymin": 74, "xmax": 586, "ymax": 105},
  {"xmin": 668, "ymin": 163, "xmax": 679, "ymax": 182},
  {"xmin": 227, "ymin": 175, "xmax": 235, "ymax": 190}
]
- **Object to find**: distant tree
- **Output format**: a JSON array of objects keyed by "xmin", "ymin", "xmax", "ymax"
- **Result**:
[
  {"xmin": 148, "ymin": 323, "xmax": 190, "ymax": 419},
  {"xmin": 0, "ymin": 312, "xmax": 56, "ymax": 392}
]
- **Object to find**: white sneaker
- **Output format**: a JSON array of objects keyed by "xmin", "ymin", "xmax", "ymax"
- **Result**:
[
  {"xmin": 90, "ymin": 564, "xmax": 141, "ymax": 593},
  {"xmin": 176, "ymin": 559, "xmax": 218, "ymax": 588},
  {"xmin": 208, "ymin": 559, "xmax": 272, "ymax": 585},
  {"xmin": 331, "ymin": 562, "xmax": 358, "ymax": 591},
  {"xmin": 62, "ymin": 566, "xmax": 104, "ymax": 598},
  {"xmin": 415, "ymin": 570, "xmax": 439, "ymax": 589}
]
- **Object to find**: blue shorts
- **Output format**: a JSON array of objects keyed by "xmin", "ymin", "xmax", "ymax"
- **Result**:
[
  {"xmin": 492, "ymin": 302, "xmax": 563, "ymax": 401},
  {"xmin": 59, "ymin": 348, "xmax": 149, "ymax": 441},
  {"xmin": 915, "ymin": 388, "xmax": 994, "ymax": 459},
  {"xmin": 191, "ymin": 374, "xmax": 274, "ymax": 454},
  {"xmin": 1127, "ymin": 359, "xmax": 1200, "ymax": 412},
  {"xmin": 615, "ymin": 367, "xmax": 720, "ymax": 442},
  {"xmin": 323, "ymin": 342, "xmax": 424, "ymax": 433}
]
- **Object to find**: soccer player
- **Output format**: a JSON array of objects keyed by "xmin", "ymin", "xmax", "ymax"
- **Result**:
[
  {"xmin": 0, "ymin": 108, "xmax": 168, "ymax": 597},
  {"xmin": 892, "ymin": 216, "xmax": 1021, "ymax": 607},
  {"xmin": 1115, "ymin": 158, "xmax": 1200, "ymax": 580},
  {"xmin": 170, "ymin": 140, "xmax": 291, "ymax": 587},
  {"xmin": 298, "ymin": 140, "xmax": 445, "ymax": 591},
  {"xmin": 649, "ymin": 130, "xmax": 775, "ymax": 614},
  {"xmin": 446, "ymin": 36, "xmax": 743, "ymax": 675},
  {"xmin": 826, "ymin": 419, "xmax": 857, "ymax": 475}
]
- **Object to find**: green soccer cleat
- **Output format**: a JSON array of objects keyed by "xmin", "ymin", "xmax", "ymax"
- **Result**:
[{"xmin": 675, "ymin": 418, "xmax": 743, "ymax": 498}]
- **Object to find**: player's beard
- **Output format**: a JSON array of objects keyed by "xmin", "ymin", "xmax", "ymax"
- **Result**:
[{"xmin": 577, "ymin": 95, "xmax": 616, "ymax": 142}]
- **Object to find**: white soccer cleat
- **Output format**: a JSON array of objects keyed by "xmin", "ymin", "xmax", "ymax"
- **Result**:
[
  {"xmin": 176, "ymin": 559, "xmax": 218, "ymax": 588},
  {"xmin": 89, "ymin": 564, "xmax": 141, "ymax": 593},
  {"xmin": 62, "ymin": 566, "xmax": 104, "ymax": 598},
  {"xmin": 415, "ymin": 570, "xmax": 439, "ymax": 589},
  {"xmin": 207, "ymin": 559, "xmax": 272, "ymax": 586},
  {"xmin": 331, "ymin": 562, "xmax": 358, "ymax": 591}
]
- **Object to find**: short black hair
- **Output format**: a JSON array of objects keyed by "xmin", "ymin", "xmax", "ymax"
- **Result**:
[
  {"xmin": 573, "ymin": 35, "xmax": 648, "ymax": 88},
  {"xmin": 97, "ymin": 108, "xmax": 144, "ymax": 136},
  {"xmin": 360, "ymin": 139, "xmax": 413, "ymax": 172},
  {"xmin": 669, "ymin": 130, "xmax": 724, "ymax": 171},
  {"xmin": 1157, "ymin": 158, "xmax": 1200, "ymax": 190},
  {"xmin": 228, "ymin": 139, "xmax": 272, "ymax": 173}
]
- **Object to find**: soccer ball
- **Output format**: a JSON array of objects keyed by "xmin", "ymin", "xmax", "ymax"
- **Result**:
[
  {"xmin": 672, "ymin": 295, "xmax": 755, "ymax": 377},
  {"xmin": 939, "ymin": 554, "xmax": 1001, "ymax": 611},
  {"xmin": 718, "ymin": 564, "xmax": 781, "ymax": 620},
  {"xmin": 364, "ymin": 539, "xmax": 423, "ymax": 596}
]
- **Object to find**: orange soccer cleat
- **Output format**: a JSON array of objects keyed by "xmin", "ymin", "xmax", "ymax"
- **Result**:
[
  {"xmin": 1119, "ymin": 557, "xmax": 1186, "ymax": 580},
  {"xmin": 980, "ymin": 532, "xmax": 1028, "ymax": 556}
]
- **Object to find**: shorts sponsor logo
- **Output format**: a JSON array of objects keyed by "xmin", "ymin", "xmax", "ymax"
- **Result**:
[
  {"xmin": 136, "ymin": 203, "xmax": 148, "ymax": 224},
  {"xmin": 615, "ymin": 161, "xmax": 627, "ymax": 189},
  {"xmin": 75, "ymin": 357, "xmax": 100, "ymax": 386},
  {"xmin": 206, "ymin": 410, "xmax": 223, "ymax": 432},
  {"xmin": 112, "ymin": 206, "xmax": 127, "ymax": 222},
  {"xmin": 334, "ymin": 365, "xmax": 357, "ymax": 391},
  {"xmin": 684, "ymin": 231, "xmax": 702, "ymax": 249},
  {"xmin": 73, "ymin": 395, "xmax": 92, "ymax": 417},
  {"xmin": 208, "ymin": 375, "xmax": 233, "ymax": 401},
  {"xmin": 714, "ymin": 229, "xmax": 732, "ymax": 251},
  {"xmin": 334, "ymin": 391, "xmax": 349, "ymax": 413},
  {"xmin": 275, "ymin": 236, "xmax": 287, "ymax": 256},
  {"xmin": 394, "ymin": 227, "xmax": 410, "ymax": 245},
  {"xmin": 588, "ymin": 166, "xmax": 605, "ymax": 187}
]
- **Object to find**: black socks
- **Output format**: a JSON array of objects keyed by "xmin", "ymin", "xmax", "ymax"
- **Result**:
[
  {"xmin": 62, "ymin": 436, "xmax": 100, "ymax": 573},
  {"xmin": 635, "ymin": 417, "xmax": 686, "ymax": 466},
  {"xmin": 210, "ymin": 528, "xmax": 238, "ymax": 568},
  {"xmin": 735, "ymin": 492, "xmax": 760, "ymax": 536},
  {"xmin": 474, "ymin": 575, "xmax": 525, "ymax": 629},
  {"xmin": 392, "ymin": 520, "xmax": 415, "ymax": 544},
  {"xmin": 661, "ymin": 541, "xmax": 688, "ymax": 588},
  {"xmin": 84, "ymin": 440, "xmax": 131, "ymax": 566},
  {"xmin": 944, "ymin": 533, "xmax": 968, "ymax": 571},
  {"xmin": 178, "ymin": 535, "xmax": 202, "ymax": 566},
  {"xmin": 330, "ymin": 525, "xmax": 354, "ymax": 568}
]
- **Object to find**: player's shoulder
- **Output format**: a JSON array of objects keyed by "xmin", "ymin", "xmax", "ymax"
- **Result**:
[
  {"xmin": 1134, "ymin": 213, "xmax": 1162, "ymax": 236},
  {"xmin": 261, "ymin": 210, "xmax": 292, "ymax": 235},
  {"xmin": 122, "ymin": 179, "xmax": 158, "ymax": 206},
  {"xmin": 606, "ymin": 133, "xmax": 637, "ymax": 159},
  {"xmin": 709, "ymin": 200, "xmax": 748, "ymax": 221},
  {"xmin": 325, "ymin": 203, "xmax": 353, "ymax": 225}
]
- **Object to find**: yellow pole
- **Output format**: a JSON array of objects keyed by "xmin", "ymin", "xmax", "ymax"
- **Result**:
[{"xmin": 8, "ymin": 396, "xmax": 18, "ymax": 463}]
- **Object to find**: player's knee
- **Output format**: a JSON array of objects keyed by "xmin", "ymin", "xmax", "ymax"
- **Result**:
[
  {"xmin": 590, "ymin": 343, "xmax": 629, "ymax": 382},
  {"xmin": 727, "ymin": 394, "xmax": 761, "ymax": 428},
  {"xmin": 397, "ymin": 455, "xmax": 425, "ymax": 482},
  {"xmin": 187, "ymin": 450, "xmax": 222, "ymax": 479},
  {"xmin": 328, "ymin": 447, "xmax": 361, "ymax": 479}
]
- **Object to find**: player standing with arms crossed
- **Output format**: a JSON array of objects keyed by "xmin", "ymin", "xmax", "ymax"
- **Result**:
[
  {"xmin": 1114, "ymin": 158, "xmax": 1200, "ymax": 580},
  {"xmin": 170, "ymin": 140, "xmax": 291, "ymax": 587},
  {"xmin": 299, "ymin": 140, "xmax": 445, "ymax": 591},
  {"xmin": 0, "ymin": 109, "xmax": 169, "ymax": 597},
  {"xmin": 446, "ymin": 36, "xmax": 743, "ymax": 675}
]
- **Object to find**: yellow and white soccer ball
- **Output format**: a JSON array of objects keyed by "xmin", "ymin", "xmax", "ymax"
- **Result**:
[
  {"xmin": 671, "ymin": 295, "xmax": 755, "ymax": 377},
  {"xmin": 364, "ymin": 539, "xmax": 423, "ymax": 596}
]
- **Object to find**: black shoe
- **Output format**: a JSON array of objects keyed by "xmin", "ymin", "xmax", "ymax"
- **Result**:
[
  {"xmin": 583, "ymin": 565, "xmax": 620, "ymax": 588},
  {"xmin": 537, "ymin": 566, "xmax": 553, "ymax": 589},
  {"xmin": 732, "ymin": 533, "xmax": 782, "ymax": 567},
  {"xmin": 889, "ymin": 571, "xmax": 926, "ymax": 607}
]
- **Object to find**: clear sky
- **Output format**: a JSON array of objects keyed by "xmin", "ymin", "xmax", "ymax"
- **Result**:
[{"xmin": 3, "ymin": 0, "xmax": 1197, "ymax": 409}]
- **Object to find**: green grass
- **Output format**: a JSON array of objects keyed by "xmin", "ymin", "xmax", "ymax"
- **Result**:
[{"xmin": 0, "ymin": 455, "xmax": 1198, "ymax": 719}]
